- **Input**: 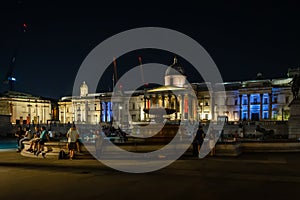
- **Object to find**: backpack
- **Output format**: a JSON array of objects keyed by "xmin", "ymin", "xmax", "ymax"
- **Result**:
[{"xmin": 59, "ymin": 150, "xmax": 66, "ymax": 159}]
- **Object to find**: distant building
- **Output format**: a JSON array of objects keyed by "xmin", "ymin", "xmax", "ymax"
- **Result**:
[
  {"xmin": 193, "ymin": 73, "xmax": 293, "ymax": 122},
  {"xmin": 58, "ymin": 58, "xmax": 295, "ymax": 125},
  {"xmin": 59, "ymin": 57, "xmax": 198, "ymax": 125},
  {"xmin": 0, "ymin": 91, "xmax": 52, "ymax": 124}
]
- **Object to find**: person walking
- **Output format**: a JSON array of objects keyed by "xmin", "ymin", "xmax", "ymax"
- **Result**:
[{"xmin": 193, "ymin": 125, "xmax": 205, "ymax": 157}]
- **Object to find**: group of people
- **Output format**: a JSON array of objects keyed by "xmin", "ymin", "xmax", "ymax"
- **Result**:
[
  {"xmin": 15, "ymin": 124, "xmax": 80, "ymax": 160},
  {"xmin": 15, "ymin": 125, "xmax": 50, "ymax": 158}
]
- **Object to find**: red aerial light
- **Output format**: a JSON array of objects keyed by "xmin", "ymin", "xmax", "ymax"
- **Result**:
[{"xmin": 23, "ymin": 23, "xmax": 27, "ymax": 28}]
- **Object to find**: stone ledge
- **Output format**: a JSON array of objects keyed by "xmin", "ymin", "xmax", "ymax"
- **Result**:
[
  {"xmin": 21, "ymin": 141, "xmax": 91, "ymax": 159},
  {"xmin": 241, "ymin": 142, "xmax": 300, "ymax": 152},
  {"xmin": 20, "ymin": 140, "xmax": 300, "ymax": 159},
  {"xmin": 215, "ymin": 142, "xmax": 242, "ymax": 156}
]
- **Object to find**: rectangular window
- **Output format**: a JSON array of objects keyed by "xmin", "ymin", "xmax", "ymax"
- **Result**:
[
  {"xmin": 264, "ymin": 98, "xmax": 268, "ymax": 104},
  {"xmin": 286, "ymin": 96, "xmax": 289, "ymax": 104},
  {"xmin": 205, "ymin": 114, "xmax": 208, "ymax": 119},
  {"xmin": 132, "ymin": 114, "xmax": 136, "ymax": 121},
  {"xmin": 242, "ymin": 112, "xmax": 247, "ymax": 120},
  {"xmin": 253, "ymin": 97, "xmax": 258, "ymax": 104},
  {"xmin": 234, "ymin": 111, "xmax": 239, "ymax": 120},
  {"xmin": 263, "ymin": 112, "xmax": 268, "ymax": 119}
]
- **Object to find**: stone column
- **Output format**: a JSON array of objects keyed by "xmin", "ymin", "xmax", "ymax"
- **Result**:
[
  {"xmin": 174, "ymin": 95, "xmax": 178, "ymax": 120},
  {"xmin": 63, "ymin": 104, "xmax": 66, "ymax": 123},
  {"xmin": 260, "ymin": 93, "xmax": 263, "ymax": 120},
  {"xmin": 73, "ymin": 103, "xmax": 77, "ymax": 122},
  {"xmin": 100, "ymin": 101, "xmax": 103, "ymax": 122},
  {"xmin": 211, "ymin": 92, "xmax": 215, "ymax": 121},
  {"xmin": 179, "ymin": 94, "xmax": 184, "ymax": 120},
  {"xmin": 269, "ymin": 93, "xmax": 272, "ymax": 119},
  {"xmin": 247, "ymin": 94, "xmax": 251, "ymax": 120},
  {"xmin": 105, "ymin": 102, "xmax": 108, "ymax": 122},
  {"xmin": 168, "ymin": 94, "xmax": 172, "ymax": 109},
  {"xmin": 85, "ymin": 101, "xmax": 89, "ymax": 123},
  {"xmin": 182, "ymin": 94, "xmax": 187, "ymax": 120},
  {"xmin": 143, "ymin": 95, "xmax": 148, "ymax": 120},
  {"xmin": 239, "ymin": 95, "xmax": 242, "ymax": 120}
]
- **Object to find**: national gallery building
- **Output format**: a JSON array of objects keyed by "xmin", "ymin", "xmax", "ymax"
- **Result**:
[
  {"xmin": 0, "ymin": 91, "xmax": 53, "ymax": 124},
  {"xmin": 58, "ymin": 57, "xmax": 294, "ymax": 126}
]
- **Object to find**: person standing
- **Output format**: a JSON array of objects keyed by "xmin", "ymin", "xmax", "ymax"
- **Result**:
[
  {"xmin": 67, "ymin": 124, "xmax": 79, "ymax": 160},
  {"xmin": 193, "ymin": 125, "xmax": 205, "ymax": 157}
]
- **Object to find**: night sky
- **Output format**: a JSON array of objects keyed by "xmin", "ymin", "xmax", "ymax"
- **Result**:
[{"xmin": 1, "ymin": 0, "xmax": 300, "ymax": 99}]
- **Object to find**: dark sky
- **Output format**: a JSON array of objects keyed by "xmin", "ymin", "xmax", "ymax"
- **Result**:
[{"xmin": 1, "ymin": 0, "xmax": 300, "ymax": 99}]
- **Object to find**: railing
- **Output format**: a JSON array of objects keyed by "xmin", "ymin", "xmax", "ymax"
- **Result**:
[{"xmin": 258, "ymin": 120, "xmax": 288, "ymax": 125}]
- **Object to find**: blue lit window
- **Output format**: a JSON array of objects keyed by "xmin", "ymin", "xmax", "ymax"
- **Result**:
[
  {"xmin": 253, "ymin": 97, "xmax": 257, "ymax": 104},
  {"xmin": 263, "ymin": 112, "xmax": 268, "ymax": 119},
  {"xmin": 242, "ymin": 112, "xmax": 247, "ymax": 120}
]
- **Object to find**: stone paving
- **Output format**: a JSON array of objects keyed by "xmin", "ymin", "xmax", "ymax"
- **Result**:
[{"xmin": 1, "ymin": 150, "xmax": 300, "ymax": 200}]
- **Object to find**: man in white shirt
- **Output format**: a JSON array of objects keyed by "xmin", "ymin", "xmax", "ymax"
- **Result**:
[{"xmin": 67, "ymin": 124, "xmax": 79, "ymax": 160}]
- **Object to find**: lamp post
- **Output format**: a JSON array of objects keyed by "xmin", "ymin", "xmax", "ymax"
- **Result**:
[{"xmin": 118, "ymin": 105, "xmax": 122, "ymax": 127}]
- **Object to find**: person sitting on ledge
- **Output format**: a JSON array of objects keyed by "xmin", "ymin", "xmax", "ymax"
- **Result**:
[
  {"xmin": 26, "ymin": 126, "xmax": 41, "ymax": 153},
  {"xmin": 18, "ymin": 127, "xmax": 33, "ymax": 152},
  {"xmin": 36, "ymin": 126, "xmax": 50, "ymax": 158},
  {"xmin": 15, "ymin": 126, "xmax": 25, "ymax": 152}
]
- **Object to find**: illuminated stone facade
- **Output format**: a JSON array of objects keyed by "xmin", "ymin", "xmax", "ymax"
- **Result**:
[
  {"xmin": 58, "ymin": 57, "xmax": 198, "ymax": 125},
  {"xmin": 58, "ymin": 58, "xmax": 294, "ymax": 124},
  {"xmin": 194, "ymin": 76, "xmax": 293, "ymax": 122},
  {"xmin": 0, "ymin": 91, "xmax": 52, "ymax": 124}
]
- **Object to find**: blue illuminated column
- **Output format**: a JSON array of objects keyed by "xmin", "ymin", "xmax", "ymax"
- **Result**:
[
  {"xmin": 247, "ymin": 94, "xmax": 250, "ymax": 119},
  {"xmin": 260, "ymin": 93, "xmax": 263, "ymax": 120},
  {"xmin": 268, "ymin": 93, "xmax": 272, "ymax": 119},
  {"xmin": 239, "ymin": 94, "xmax": 242, "ymax": 120},
  {"xmin": 101, "ymin": 102, "xmax": 106, "ymax": 122},
  {"xmin": 105, "ymin": 102, "xmax": 108, "ymax": 122}
]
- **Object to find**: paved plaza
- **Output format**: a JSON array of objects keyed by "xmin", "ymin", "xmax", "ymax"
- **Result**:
[{"xmin": 0, "ymin": 151, "xmax": 300, "ymax": 200}]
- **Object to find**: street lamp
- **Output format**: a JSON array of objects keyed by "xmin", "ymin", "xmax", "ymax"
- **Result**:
[{"xmin": 118, "ymin": 105, "xmax": 123, "ymax": 127}]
